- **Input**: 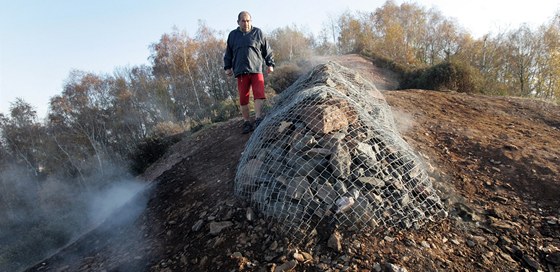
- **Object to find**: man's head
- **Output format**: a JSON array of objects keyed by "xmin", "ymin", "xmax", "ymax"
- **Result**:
[{"xmin": 237, "ymin": 11, "xmax": 252, "ymax": 33}]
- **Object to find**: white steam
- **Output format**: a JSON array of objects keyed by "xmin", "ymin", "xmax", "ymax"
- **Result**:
[
  {"xmin": 87, "ymin": 180, "xmax": 147, "ymax": 226},
  {"xmin": 390, "ymin": 108, "xmax": 415, "ymax": 134}
]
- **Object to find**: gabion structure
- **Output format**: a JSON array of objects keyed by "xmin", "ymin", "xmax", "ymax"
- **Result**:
[{"xmin": 235, "ymin": 62, "xmax": 446, "ymax": 241}]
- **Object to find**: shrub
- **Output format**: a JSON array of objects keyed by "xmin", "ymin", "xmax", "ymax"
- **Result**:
[
  {"xmin": 401, "ymin": 60, "xmax": 482, "ymax": 93},
  {"xmin": 400, "ymin": 69, "xmax": 425, "ymax": 89},
  {"xmin": 268, "ymin": 63, "xmax": 304, "ymax": 94},
  {"xmin": 151, "ymin": 121, "xmax": 186, "ymax": 138},
  {"xmin": 361, "ymin": 50, "xmax": 482, "ymax": 93},
  {"xmin": 210, "ymin": 99, "xmax": 238, "ymax": 123},
  {"xmin": 362, "ymin": 50, "xmax": 413, "ymax": 76},
  {"xmin": 129, "ymin": 122, "xmax": 185, "ymax": 175}
]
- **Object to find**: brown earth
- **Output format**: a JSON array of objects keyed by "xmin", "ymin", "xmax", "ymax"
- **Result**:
[{"xmin": 27, "ymin": 55, "xmax": 560, "ymax": 271}]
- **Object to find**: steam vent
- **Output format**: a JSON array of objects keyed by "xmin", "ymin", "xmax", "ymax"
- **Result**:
[{"xmin": 235, "ymin": 62, "xmax": 447, "ymax": 242}]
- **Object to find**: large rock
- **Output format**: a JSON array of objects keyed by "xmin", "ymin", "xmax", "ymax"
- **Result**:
[{"xmin": 234, "ymin": 62, "xmax": 446, "ymax": 242}]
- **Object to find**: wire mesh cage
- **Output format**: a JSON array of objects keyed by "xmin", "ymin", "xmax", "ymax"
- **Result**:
[{"xmin": 235, "ymin": 62, "xmax": 447, "ymax": 242}]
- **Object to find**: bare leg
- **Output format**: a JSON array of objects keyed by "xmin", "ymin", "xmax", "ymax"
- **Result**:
[
  {"xmin": 241, "ymin": 104, "xmax": 250, "ymax": 121},
  {"xmin": 254, "ymin": 99, "xmax": 264, "ymax": 119}
]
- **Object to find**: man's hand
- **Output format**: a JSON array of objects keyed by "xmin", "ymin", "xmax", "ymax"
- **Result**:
[
  {"xmin": 225, "ymin": 69, "xmax": 233, "ymax": 77},
  {"xmin": 267, "ymin": 66, "xmax": 274, "ymax": 74}
]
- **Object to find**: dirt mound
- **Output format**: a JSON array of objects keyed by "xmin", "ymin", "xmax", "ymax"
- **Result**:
[{"xmin": 26, "ymin": 56, "xmax": 560, "ymax": 272}]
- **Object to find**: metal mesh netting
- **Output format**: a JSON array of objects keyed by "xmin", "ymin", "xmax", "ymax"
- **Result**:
[{"xmin": 235, "ymin": 62, "xmax": 447, "ymax": 241}]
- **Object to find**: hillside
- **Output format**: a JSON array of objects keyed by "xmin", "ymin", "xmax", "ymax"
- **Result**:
[{"xmin": 26, "ymin": 55, "xmax": 560, "ymax": 271}]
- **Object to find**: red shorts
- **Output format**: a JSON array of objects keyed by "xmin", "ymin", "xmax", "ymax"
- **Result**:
[{"xmin": 237, "ymin": 73, "xmax": 266, "ymax": 105}]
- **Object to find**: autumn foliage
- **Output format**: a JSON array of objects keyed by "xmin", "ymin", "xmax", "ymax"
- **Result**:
[{"xmin": 0, "ymin": 2, "xmax": 559, "ymax": 270}]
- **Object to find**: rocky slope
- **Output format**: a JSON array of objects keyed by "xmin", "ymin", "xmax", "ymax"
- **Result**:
[{"xmin": 27, "ymin": 55, "xmax": 560, "ymax": 272}]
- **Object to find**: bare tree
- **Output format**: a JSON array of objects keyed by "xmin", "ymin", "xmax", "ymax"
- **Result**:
[
  {"xmin": 503, "ymin": 25, "xmax": 539, "ymax": 96},
  {"xmin": 47, "ymin": 71, "xmax": 119, "ymax": 186},
  {"xmin": 0, "ymin": 99, "xmax": 46, "ymax": 178},
  {"xmin": 534, "ymin": 12, "xmax": 560, "ymax": 100},
  {"xmin": 269, "ymin": 25, "xmax": 315, "ymax": 63},
  {"xmin": 195, "ymin": 21, "xmax": 236, "ymax": 103},
  {"xmin": 150, "ymin": 29, "xmax": 213, "ymax": 121},
  {"xmin": 316, "ymin": 15, "xmax": 339, "ymax": 55}
]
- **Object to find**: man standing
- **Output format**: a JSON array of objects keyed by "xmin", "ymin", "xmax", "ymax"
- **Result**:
[{"xmin": 224, "ymin": 11, "xmax": 275, "ymax": 134}]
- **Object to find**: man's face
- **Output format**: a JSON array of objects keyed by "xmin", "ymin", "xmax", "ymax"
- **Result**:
[{"xmin": 238, "ymin": 14, "xmax": 252, "ymax": 33}]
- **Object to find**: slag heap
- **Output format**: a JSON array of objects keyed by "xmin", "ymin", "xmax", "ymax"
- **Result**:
[{"xmin": 235, "ymin": 62, "xmax": 446, "ymax": 241}]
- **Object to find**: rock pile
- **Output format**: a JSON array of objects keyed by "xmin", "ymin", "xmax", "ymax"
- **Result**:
[{"xmin": 235, "ymin": 62, "xmax": 446, "ymax": 241}]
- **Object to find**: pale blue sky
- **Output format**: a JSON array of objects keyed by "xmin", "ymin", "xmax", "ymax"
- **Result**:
[{"xmin": 1, "ymin": 0, "xmax": 558, "ymax": 119}]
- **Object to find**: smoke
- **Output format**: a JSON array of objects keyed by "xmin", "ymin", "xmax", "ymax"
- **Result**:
[
  {"xmin": 0, "ymin": 163, "xmax": 150, "ymax": 272},
  {"xmin": 387, "ymin": 107, "xmax": 459, "ymax": 211},
  {"xmin": 390, "ymin": 108, "xmax": 416, "ymax": 134},
  {"xmin": 86, "ymin": 179, "xmax": 147, "ymax": 228}
]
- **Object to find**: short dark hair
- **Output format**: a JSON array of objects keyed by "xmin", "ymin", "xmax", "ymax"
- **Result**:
[{"xmin": 238, "ymin": 11, "xmax": 251, "ymax": 21}]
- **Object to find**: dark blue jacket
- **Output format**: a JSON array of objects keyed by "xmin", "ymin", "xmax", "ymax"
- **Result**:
[{"xmin": 224, "ymin": 27, "xmax": 275, "ymax": 77}]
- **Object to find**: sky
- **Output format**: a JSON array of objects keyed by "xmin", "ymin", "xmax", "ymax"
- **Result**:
[{"xmin": 1, "ymin": 0, "xmax": 559, "ymax": 119}]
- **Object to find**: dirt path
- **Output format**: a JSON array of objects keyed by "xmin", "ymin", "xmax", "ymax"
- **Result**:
[{"xmin": 311, "ymin": 54, "xmax": 400, "ymax": 90}]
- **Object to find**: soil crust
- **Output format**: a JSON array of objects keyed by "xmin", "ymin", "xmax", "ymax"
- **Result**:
[{"xmin": 27, "ymin": 54, "xmax": 560, "ymax": 272}]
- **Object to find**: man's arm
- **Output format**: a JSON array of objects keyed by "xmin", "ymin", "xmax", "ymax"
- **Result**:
[
  {"xmin": 261, "ymin": 35, "xmax": 275, "ymax": 69},
  {"xmin": 223, "ymin": 32, "xmax": 234, "ymax": 71}
]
